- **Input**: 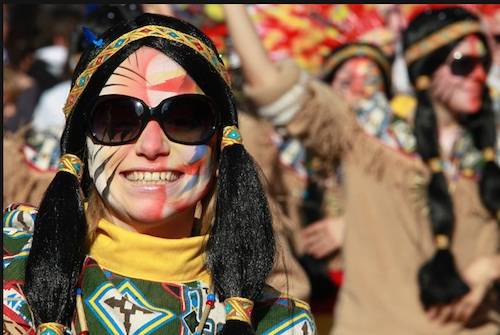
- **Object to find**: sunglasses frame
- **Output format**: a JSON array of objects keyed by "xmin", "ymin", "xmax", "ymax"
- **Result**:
[{"xmin": 86, "ymin": 93, "xmax": 220, "ymax": 146}]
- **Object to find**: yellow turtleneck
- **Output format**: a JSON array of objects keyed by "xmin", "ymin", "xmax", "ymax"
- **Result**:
[{"xmin": 89, "ymin": 218, "xmax": 211, "ymax": 284}]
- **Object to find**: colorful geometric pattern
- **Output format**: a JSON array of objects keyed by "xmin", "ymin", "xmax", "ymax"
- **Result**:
[
  {"xmin": 3, "ymin": 204, "xmax": 36, "ymax": 233},
  {"xmin": 261, "ymin": 311, "xmax": 315, "ymax": 335},
  {"xmin": 3, "ymin": 209, "xmax": 316, "ymax": 335},
  {"xmin": 221, "ymin": 126, "xmax": 242, "ymax": 148},
  {"xmin": 63, "ymin": 25, "xmax": 229, "ymax": 117},
  {"xmin": 85, "ymin": 279, "xmax": 175, "ymax": 335},
  {"xmin": 404, "ymin": 20, "xmax": 481, "ymax": 65},
  {"xmin": 37, "ymin": 322, "xmax": 67, "ymax": 335},
  {"xmin": 58, "ymin": 154, "xmax": 84, "ymax": 181},
  {"xmin": 224, "ymin": 297, "xmax": 253, "ymax": 324}
]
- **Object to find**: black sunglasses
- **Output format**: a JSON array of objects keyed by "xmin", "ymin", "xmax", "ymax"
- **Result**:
[
  {"xmin": 87, "ymin": 93, "xmax": 219, "ymax": 146},
  {"xmin": 448, "ymin": 52, "xmax": 489, "ymax": 77}
]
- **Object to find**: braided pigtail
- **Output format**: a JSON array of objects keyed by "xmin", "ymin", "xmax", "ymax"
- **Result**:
[
  {"xmin": 413, "ymin": 77, "xmax": 470, "ymax": 308},
  {"xmin": 462, "ymin": 88, "xmax": 500, "ymax": 220},
  {"xmin": 207, "ymin": 127, "xmax": 275, "ymax": 334},
  {"xmin": 24, "ymin": 124, "xmax": 88, "ymax": 332}
]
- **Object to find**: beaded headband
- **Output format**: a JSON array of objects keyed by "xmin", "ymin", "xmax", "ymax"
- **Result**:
[
  {"xmin": 321, "ymin": 44, "xmax": 391, "ymax": 81},
  {"xmin": 404, "ymin": 20, "xmax": 482, "ymax": 66},
  {"xmin": 63, "ymin": 25, "xmax": 230, "ymax": 117}
]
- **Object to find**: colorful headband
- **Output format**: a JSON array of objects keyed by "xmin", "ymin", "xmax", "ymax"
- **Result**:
[
  {"xmin": 404, "ymin": 20, "xmax": 482, "ymax": 66},
  {"xmin": 225, "ymin": 297, "xmax": 254, "ymax": 324},
  {"xmin": 58, "ymin": 154, "xmax": 84, "ymax": 181},
  {"xmin": 321, "ymin": 45, "xmax": 391, "ymax": 80},
  {"xmin": 221, "ymin": 126, "xmax": 243, "ymax": 149},
  {"xmin": 36, "ymin": 322, "xmax": 67, "ymax": 335},
  {"xmin": 63, "ymin": 25, "xmax": 230, "ymax": 117}
]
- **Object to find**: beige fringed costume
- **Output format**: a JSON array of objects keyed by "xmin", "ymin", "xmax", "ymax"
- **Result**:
[
  {"xmin": 238, "ymin": 112, "xmax": 312, "ymax": 301},
  {"xmin": 245, "ymin": 60, "xmax": 500, "ymax": 335}
]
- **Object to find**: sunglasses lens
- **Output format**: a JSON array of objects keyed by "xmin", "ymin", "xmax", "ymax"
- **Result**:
[
  {"xmin": 450, "ymin": 57, "xmax": 476, "ymax": 76},
  {"xmin": 90, "ymin": 96, "xmax": 143, "ymax": 144},
  {"xmin": 160, "ymin": 95, "xmax": 216, "ymax": 144}
]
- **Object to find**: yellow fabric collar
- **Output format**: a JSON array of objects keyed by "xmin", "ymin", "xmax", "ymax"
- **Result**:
[{"xmin": 89, "ymin": 218, "xmax": 211, "ymax": 284}]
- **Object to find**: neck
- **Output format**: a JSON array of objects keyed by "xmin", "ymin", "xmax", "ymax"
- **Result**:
[
  {"xmin": 431, "ymin": 99, "xmax": 461, "ymax": 160},
  {"xmin": 103, "ymin": 205, "xmax": 196, "ymax": 239},
  {"xmin": 432, "ymin": 99, "xmax": 459, "ymax": 129}
]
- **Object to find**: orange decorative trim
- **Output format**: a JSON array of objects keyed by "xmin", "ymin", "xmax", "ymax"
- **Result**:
[{"xmin": 405, "ymin": 21, "xmax": 481, "ymax": 65}]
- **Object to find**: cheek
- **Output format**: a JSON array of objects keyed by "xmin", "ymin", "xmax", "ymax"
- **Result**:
[{"xmin": 86, "ymin": 138, "xmax": 129, "ymax": 194}]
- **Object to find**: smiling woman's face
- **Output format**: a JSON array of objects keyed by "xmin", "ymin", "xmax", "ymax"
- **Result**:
[{"xmin": 86, "ymin": 46, "xmax": 217, "ymax": 233}]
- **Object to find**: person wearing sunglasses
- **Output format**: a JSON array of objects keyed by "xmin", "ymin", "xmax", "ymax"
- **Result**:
[
  {"xmin": 400, "ymin": 7, "xmax": 500, "ymax": 329},
  {"xmin": 3, "ymin": 13, "xmax": 317, "ymax": 335},
  {"xmin": 224, "ymin": 4, "xmax": 500, "ymax": 334}
]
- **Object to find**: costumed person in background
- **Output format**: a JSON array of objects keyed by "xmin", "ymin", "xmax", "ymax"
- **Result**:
[
  {"xmin": 3, "ymin": 13, "xmax": 316, "ymax": 335},
  {"xmin": 223, "ymin": 4, "xmax": 500, "ymax": 334},
  {"xmin": 401, "ymin": 6, "xmax": 500, "ymax": 329},
  {"xmin": 223, "ymin": 4, "xmax": 397, "ymax": 314}
]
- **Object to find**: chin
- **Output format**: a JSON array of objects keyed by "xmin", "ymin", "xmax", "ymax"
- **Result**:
[
  {"xmin": 450, "ymin": 97, "xmax": 482, "ymax": 115},
  {"xmin": 455, "ymin": 104, "xmax": 482, "ymax": 115}
]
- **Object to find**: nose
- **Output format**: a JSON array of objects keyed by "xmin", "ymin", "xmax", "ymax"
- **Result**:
[
  {"xmin": 470, "ymin": 62, "xmax": 487, "ymax": 82},
  {"xmin": 135, "ymin": 120, "xmax": 170, "ymax": 159}
]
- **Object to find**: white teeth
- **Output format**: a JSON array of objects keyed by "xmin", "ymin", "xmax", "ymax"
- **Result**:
[{"xmin": 125, "ymin": 171, "xmax": 181, "ymax": 183}]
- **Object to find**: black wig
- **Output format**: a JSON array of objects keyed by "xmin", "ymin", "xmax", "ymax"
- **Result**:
[
  {"xmin": 320, "ymin": 42, "xmax": 393, "ymax": 100},
  {"xmin": 25, "ymin": 13, "xmax": 275, "ymax": 334},
  {"xmin": 402, "ymin": 6, "xmax": 500, "ymax": 308}
]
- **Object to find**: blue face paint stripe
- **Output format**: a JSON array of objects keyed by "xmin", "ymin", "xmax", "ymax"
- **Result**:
[{"xmin": 189, "ymin": 145, "xmax": 207, "ymax": 164}]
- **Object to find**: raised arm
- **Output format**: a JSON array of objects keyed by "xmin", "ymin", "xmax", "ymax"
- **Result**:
[{"xmin": 222, "ymin": 4, "xmax": 281, "ymax": 90}]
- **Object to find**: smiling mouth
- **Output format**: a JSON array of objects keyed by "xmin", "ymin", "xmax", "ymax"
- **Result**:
[{"xmin": 124, "ymin": 171, "xmax": 183, "ymax": 183}]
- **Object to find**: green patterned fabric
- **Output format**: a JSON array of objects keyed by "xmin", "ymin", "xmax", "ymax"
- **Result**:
[{"xmin": 3, "ymin": 205, "xmax": 316, "ymax": 335}]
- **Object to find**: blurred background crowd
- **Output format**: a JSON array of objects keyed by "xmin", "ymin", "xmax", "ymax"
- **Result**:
[{"xmin": 3, "ymin": 4, "xmax": 500, "ymax": 334}]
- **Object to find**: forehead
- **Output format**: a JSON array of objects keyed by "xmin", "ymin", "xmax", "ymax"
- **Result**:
[
  {"xmin": 451, "ymin": 35, "xmax": 486, "ymax": 56},
  {"xmin": 337, "ymin": 57, "xmax": 381, "ymax": 76},
  {"xmin": 99, "ymin": 46, "xmax": 202, "ymax": 106}
]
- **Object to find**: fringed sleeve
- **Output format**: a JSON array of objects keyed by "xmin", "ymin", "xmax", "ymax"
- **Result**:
[{"xmin": 244, "ymin": 59, "xmax": 358, "ymax": 166}]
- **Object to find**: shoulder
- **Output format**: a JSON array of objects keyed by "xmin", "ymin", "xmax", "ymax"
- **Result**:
[
  {"xmin": 4, "ymin": 204, "xmax": 36, "ymax": 282},
  {"xmin": 253, "ymin": 286, "xmax": 316, "ymax": 335}
]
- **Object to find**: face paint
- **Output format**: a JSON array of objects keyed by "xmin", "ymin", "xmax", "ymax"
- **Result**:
[
  {"xmin": 87, "ymin": 46, "xmax": 216, "ymax": 235},
  {"xmin": 431, "ymin": 35, "xmax": 487, "ymax": 115},
  {"xmin": 331, "ymin": 57, "xmax": 385, "ymax": 109}
]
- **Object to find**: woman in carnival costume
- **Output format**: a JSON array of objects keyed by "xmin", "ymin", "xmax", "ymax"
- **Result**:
[
  {"xmin": 223, "ymin": 4, "xmax": 398, "ymax": 304},
  {"xmin": 3, "ymin": 13, "xmax": 316, "ymax": 335},
  {"xmin": 224, "ymin": 4, "xmax": 500, "ymax": 334}
]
